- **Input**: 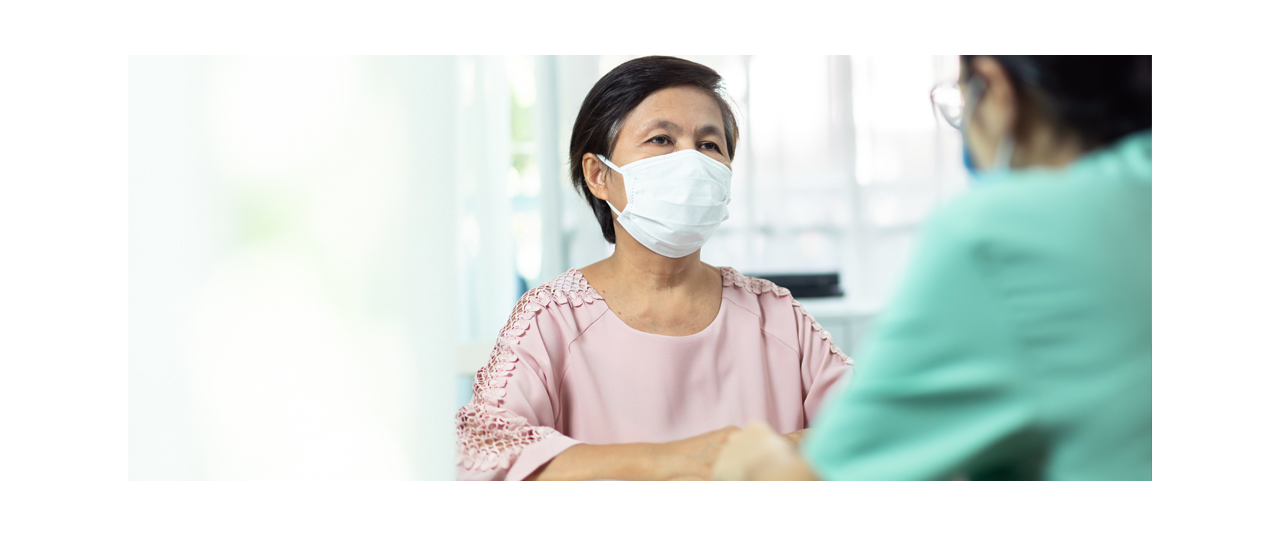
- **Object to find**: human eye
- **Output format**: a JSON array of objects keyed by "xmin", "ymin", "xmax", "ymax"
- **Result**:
[
  {"xmin": 699, "ymin": 141, "xmax": 722, "ymax": 153},
  {"xmin": 647, "ymin": 135, "xmax": 671, "ymax": 145}
]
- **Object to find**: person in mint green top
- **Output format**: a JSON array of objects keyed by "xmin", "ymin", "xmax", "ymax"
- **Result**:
[{"xmin": 711, "ymin": 55, "xmax": 1152, "ymax": 481}]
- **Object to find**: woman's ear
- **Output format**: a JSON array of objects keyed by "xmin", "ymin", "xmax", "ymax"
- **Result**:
[
  {"xmin": 968, "ymin": 56, "xmax": 1018, "ymax": 142},
  {"xmin": 582, "ymin": 154, "xmax": 612, "ymax": 202}
]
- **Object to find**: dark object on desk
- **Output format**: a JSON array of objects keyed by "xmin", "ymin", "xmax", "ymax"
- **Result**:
[{"xmin": 747, "ymin": 272, "xmax": 844, "ymax": 298}]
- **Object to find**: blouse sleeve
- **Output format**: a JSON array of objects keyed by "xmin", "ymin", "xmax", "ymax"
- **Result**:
[
  {"xmin": 791, "ymin": 299, "xmax": 855, "ymax": 428},
  {"xmin": 455, "ymin": 293, "xmax": 583, "ymax": 481}
]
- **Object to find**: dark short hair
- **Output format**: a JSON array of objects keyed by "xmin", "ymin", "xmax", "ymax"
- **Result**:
[
  {"xmin": 568, "ymin": 56, "xmax": 740, "ymax": 244},
  {"xmin": 961, "ymin": 55, "xmax": 1152, "ymax": 148}
]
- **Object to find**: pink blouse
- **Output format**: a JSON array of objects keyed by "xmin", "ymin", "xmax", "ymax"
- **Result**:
[{"xmin": 455, "ymin": 266, "xmax": 853, "ymax": 480}]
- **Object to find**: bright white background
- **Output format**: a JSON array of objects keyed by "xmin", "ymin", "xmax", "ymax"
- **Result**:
[{"xmin": 127, "ymin": 54, "xmax": 972, "ymax": 481}]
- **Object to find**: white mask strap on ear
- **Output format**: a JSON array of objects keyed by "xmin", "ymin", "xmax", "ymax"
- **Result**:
[
  {"xmin": 597, "ymin": 154, "xmax": 624, "ymax": 174},
  {"xmin": 596, "ymin": 154, "xmax": 625, "ymax": 216}
]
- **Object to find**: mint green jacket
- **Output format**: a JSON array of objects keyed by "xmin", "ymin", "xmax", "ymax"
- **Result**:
[{"xmin": 804, "ymin": 131, "xmax": 1152, "ymax": 480}]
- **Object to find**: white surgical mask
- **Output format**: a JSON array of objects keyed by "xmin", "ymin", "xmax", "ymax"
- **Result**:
[{"xmin": 597, "ymin": 149, "xmax": 732, "ymax": 258}]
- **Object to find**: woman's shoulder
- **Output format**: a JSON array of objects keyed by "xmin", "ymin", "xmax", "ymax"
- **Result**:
[
  {"xmin": 940, "ymin": 138, "xmax": 1151, "ymax": 240},
  {"xmin": 483, "ymin": 269, "xmax": 607, "ymax": 376},
  {"xmin": 505, "ymin": 269, "xmax": 609, "ymax": 336},
  {"xmin": 524, "ymin": 269, "xmax": 606, "ymax": 310},
  {"xmin": 718, "ymin": 266, "xmax": 851, "ymax": 363},
  {"xmin": 717, "ymin": 266, "xmax": 804, "ymax": 320},
  {"xmin": 499, "ymin": 268, "xmax": 609, "ymax": 345},
  {"xmin": 718, "ymin": 266, "xmax": 794, "ymax": 301}
]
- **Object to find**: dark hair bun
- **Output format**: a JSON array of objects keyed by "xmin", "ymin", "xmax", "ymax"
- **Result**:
[{"xmin": 972, "ymin": 56, "xmax": 1152, "ymax": 145}]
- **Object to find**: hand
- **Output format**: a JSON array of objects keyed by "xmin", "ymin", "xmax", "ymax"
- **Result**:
[
  {"xmin": 652, "ymin": 425, "xmax": 740, "ymax": 481},
  {"xmin": 711, "ymin": 421, "xmax": 806, "ymax": 481},
  {"xmin": 783, "ymin": 428, "xmax": 807, "ymax": 445}
]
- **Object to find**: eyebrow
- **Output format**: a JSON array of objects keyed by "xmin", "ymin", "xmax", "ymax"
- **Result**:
[{"xmin": 635, "ymin": 119, "xmax": 725, "ymax": 140}]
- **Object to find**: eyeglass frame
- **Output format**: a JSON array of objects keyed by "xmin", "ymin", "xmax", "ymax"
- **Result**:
[{"xmin": 930, "ymin": 77, "xmax": 987, "ymax": 131}]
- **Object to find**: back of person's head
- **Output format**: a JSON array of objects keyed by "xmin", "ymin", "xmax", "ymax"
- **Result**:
[
  {"xmin": 569, "ymin": 56, "xmax": 739, "ymax": 244},
  {"xmin": 961, "ymin": 55, "xmax": 1151, "ymax": 148}
]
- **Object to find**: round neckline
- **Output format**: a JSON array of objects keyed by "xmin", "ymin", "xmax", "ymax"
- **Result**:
[{"xmin": 571, "ymin": 266, "xmax": 727, "ymax": 340}]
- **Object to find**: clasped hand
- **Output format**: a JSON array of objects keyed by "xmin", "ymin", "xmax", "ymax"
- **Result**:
[
  {"xmin": 658, "ymin": 422, "xmax": 808, "ymax": 480},
  {"xmin": 528, "ymin": 422, "xmax": 811, "ymax": 480}
]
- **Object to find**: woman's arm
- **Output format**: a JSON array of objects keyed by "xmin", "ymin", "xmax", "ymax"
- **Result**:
[{"xmin": 526, "ymin": 426, "xmax": 740, "ymax": 481}]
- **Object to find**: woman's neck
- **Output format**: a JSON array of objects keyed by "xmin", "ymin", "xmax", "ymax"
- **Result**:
[
  {"xmin": 602, "ymin": 229, "xmax": 708, "ymax": 294},
  {"xmin": 579, "ymin": 224, "xmax": 723, "ymax": 336},
  {"xmin": 1014, "ymin": 122, "xmax": 1089, "ymax": 169}
]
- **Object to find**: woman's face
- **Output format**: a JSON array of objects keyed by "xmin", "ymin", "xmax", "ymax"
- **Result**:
[{"xmin": 585, "ymin": 85, "xmax": 731, "ymax": 212}]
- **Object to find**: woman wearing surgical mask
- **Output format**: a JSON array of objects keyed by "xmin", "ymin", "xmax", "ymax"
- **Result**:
[
  {"xmin": 455, "ymin": 56, "xmax": 852, "ymax": 480},
  {"xmin": 712, "ymin": 55, "xmax": 1152, "ymax": 480}
]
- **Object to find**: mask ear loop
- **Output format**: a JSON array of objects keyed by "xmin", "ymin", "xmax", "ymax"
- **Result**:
[{"xmin": 595, "ymin": 153, "xmax": 626, "ymax": 215}]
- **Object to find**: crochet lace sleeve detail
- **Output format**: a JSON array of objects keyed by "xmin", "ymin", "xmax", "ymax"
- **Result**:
[
  {"xmin": 455, "ymin": 270, "xmax": 604, "ymax": 472},
  {"xmin": 719, "ymin": 266, "xmax": 854, "ymax": 366}
]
